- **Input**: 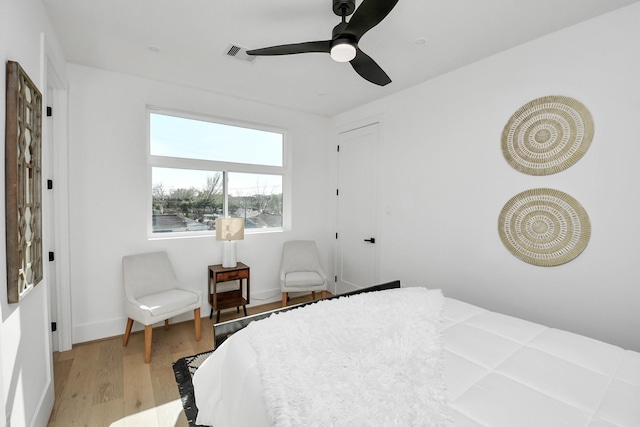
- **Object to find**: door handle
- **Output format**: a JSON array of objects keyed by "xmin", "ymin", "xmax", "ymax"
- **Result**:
[{"xmin": 364, "ymin": 238, "xmax": 376, "ymax": 244}]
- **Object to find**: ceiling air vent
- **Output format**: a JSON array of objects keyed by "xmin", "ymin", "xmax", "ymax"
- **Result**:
[{"xmin": 226, "ymin": 44, "xmax": 256, "ymax": 63}]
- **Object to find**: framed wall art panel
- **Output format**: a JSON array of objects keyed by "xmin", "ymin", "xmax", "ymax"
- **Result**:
[{"xmin": 5, "ymin": 60, "xmax": 43, "ymax": 303}]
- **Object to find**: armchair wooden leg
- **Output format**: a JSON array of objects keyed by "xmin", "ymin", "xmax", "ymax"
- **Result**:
[
  {"xmin": 144, "ymin": 325, "xmax": 153, "ymax": 364},
  {"xmin": 312, "ymin": 291, "xmax": 316, "ymax": 300},
  {"xmin": 321, "ymin": 290, "xmax": 327, "ymax": 299},
  {"xmin": 164, "ymin": 319, "xmax": 170, "ymax": 330},
  {"xmin": 123, "ymin": 318, "xmax": 134, "ymax": 347},
  {"xmin": 282, "ymin": 292, "xmax": 288, "ymax": 307},
  {"xmin": 194, "ymin": 308, "xmax": 201, "ymax": 341}
]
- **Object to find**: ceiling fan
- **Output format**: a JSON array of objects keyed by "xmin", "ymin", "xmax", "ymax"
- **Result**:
[{"xmin": 246, "ymin": 0, "xmax": 399, "ymax": 86}]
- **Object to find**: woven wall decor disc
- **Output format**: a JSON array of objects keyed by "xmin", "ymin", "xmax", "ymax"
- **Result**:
[
  {"xmin": 501, "ymin": 96, "xmax": 594, "ymax": 175},
  {"xmin": 498, "ymin": 188, "xmax": 590, "ymax": 267}
]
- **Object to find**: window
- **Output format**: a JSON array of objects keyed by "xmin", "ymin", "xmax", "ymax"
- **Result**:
[{"xmin": 149, "ymin": 109, "xmax": 286, "ymax": 236}]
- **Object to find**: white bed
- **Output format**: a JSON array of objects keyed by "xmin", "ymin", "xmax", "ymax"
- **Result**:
[{"xmin": 192, "ymin": 285, "xmax": 640, "ymax": 426}]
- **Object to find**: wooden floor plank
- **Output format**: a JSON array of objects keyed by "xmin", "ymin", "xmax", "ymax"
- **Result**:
[
  {"xmin": 51, "ymin": 342, "xmax": 100, "ymax": 426},
  {"xmin": 122, "ymin": 352, "xmax": 156, "ymax": 416},
  {"xmin": 93, "ymin": 337, "xmax": 124, "ymax": 405},
  {"xmin": 88, "ymin": 398, "xmax": 124, "ymax": 426},
  {"xmin": 149, "ymin": 334, "xmax": 182, "ymax": 408},
  {"xmin": 48, "ymin": 358, "xmax": 74, "ymax": 423}
]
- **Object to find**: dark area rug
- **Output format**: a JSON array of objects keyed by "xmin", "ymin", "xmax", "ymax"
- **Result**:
[{"xmin": 173, "ymin": 350, "xmax": 214, "ymax": 427}]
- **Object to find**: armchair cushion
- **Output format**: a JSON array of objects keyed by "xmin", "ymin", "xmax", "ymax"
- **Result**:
[
  {"xmin": 137, "ymin": 289, "xmax": 200, "ymax": 317},
  {"xmin": 283, "ymin": 272, "xmax": 325, "ymax": 289}
]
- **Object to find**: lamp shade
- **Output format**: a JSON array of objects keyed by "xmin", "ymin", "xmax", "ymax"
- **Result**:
[{"xmin": 215, "ymin": 217, "xmax": 245, "ymax": 241}]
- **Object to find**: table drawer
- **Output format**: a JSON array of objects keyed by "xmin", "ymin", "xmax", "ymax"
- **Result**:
[{"xmin": 216, "ymin": 269, "xmax": 249, "ymax": 282}]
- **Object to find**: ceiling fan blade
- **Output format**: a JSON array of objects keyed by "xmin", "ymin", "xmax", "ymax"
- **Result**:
[
  {"xmin": 246, "ymin": 40, "xmax": 331, "ymax": 56},
  {"xmin": 343, "ymin": 0, "xmax": 399, "ymax": 41},
  {"xmin": 350, "ymin": 48, "xmax": 391, "ymax": 86}
]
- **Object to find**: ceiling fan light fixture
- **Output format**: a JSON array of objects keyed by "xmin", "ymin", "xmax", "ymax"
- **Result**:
[
  {"xmin": 330, "ymin": 40, "xmax": 356, "ymax": 62},
  {"xmin": 245, "ymin": 0, "xmax": 398, "ymax": 85}
]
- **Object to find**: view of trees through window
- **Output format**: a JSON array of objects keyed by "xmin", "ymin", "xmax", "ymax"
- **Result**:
[
  {"xmin": 152, "ymin": 170, "xmax": 223, "ymax": 232},
  {"xmin": 151, "ymin": 168, "xmax": 283, "ymax": 233},
  {"xmin": 149, "ymin": 110, "xmax": 285, "ymax": 234}
]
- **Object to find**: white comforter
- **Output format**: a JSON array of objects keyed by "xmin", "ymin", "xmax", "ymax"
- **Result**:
[{"xmin": 193, "ymin": 290, "xmax": 640, "ymax": 426}]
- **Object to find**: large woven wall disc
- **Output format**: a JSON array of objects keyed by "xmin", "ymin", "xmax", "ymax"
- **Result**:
[
  {"xmin": 501, "ymin": 96, "xmax": 594, "ymax": 175},
  {"xmin": 498, "ymin": 188, "xmax": 591, "ymax": 266}
]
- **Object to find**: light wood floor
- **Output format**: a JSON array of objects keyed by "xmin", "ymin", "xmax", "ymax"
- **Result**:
[{"xmin": 48, "ymin": 294, "xmax": 319, "ymax": 427}]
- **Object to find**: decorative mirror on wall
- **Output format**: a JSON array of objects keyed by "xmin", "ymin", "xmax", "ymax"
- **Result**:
[
  {"xmin": 5, "ymin": 60, "xmax": 43, "ymax": 303},
  {"xmin": 501, "ymin": 95, "xmax": 594, "ymax": 176},
  {"xmin": 498, "ymin": 188, "xmax": 591, "ymax": 267}
]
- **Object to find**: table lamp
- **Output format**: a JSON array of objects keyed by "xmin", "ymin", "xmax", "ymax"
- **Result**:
[{"xmin": 216, "ymin": 217, "xmax": 245, "ymax": 268}]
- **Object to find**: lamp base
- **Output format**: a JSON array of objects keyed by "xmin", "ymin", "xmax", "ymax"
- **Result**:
[{"xmin": 222, "ymin": 241, "xmax": 237, "ymax": 268}]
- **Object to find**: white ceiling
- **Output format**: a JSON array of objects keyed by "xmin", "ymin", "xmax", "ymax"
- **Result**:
[{"xmin": 43, "ymin": 0, "xmax": 639, "ymax": 117}]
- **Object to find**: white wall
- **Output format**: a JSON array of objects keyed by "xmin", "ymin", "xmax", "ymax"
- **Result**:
[
  {"xmin": 66, "ymin": 64, "xmax": 332, "ymax": 343},
  {"xmin": 331, "ymin": 4, "xmax": 640, "ymax": 351},
  {"xmin": 0, "ymin": 0, "xmax": 67, "ymax": 425}
]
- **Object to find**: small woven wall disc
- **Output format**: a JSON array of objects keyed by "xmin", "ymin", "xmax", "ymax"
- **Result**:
[
  {"xmin": 501, "ymin": 96, "xmax": 594, "ymax": 175},
  {"xmin": 498, "ymin": 188, "xmax": 590, "ymax": 266}
]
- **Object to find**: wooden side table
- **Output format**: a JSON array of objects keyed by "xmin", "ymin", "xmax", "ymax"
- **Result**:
[{"xmin": 208, "ymin": 262, "xmax": 250, "ymax": 322}]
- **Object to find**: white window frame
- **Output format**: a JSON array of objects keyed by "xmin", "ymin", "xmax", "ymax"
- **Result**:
[{"xmin": 147, "ymin": 106, "xmax": 291, "ymax": 238}]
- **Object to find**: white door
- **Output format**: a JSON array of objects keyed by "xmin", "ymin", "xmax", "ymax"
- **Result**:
[
  {"xmin": 336, "ymin": 123, "xmax": 379, "ymax": 294},
  {"xmin": 45, "ymin": 87, "xmax": 58, "ymax": 352},
  {"xmin": 46, "ymin": 58, "xmax": 72, "ymax": 352}
]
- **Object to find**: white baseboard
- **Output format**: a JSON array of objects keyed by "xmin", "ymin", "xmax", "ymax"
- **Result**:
[
  {"xmin": 72, "ymin": 310, "xmax": 198, "ymax": 344},
  {"xmin": 72, "ymin": 290, "xmax": 286, "ymax": 344},
  {"xmin": 31, "ymin": 379, "xmax": 54, "ymax": 427},
  {"xmin": 336, "ymin": 282, "xmax": 360, "ymax": 295},
  {"xmin": 73, "ymin": 316, "xmax": 130, "ymax": 344},
  {"xmin": 250, "ymin": 288, "xmax": 281, "ymax": 302},
  {"xmin": 72, "ymin": 289, "xmax": 299, "ymax": 344}
]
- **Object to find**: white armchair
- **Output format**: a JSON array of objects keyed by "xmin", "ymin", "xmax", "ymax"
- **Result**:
[
  {"xmin": 280, "ymin": 240, "xmax": 328, "ymax": 307},
  {"xmin": 122, "ymin": 251, "xmax": 202, "ymax": 363}
]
